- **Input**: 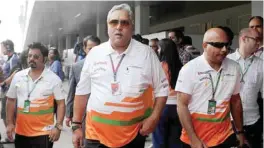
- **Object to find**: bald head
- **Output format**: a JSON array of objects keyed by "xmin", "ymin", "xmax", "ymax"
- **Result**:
[
  {"xmin": 239, "ymin": 28, "xmax": 258, "ymax": 38},
  {"xmin": 202, "ymin": 28, "xmax": 230, "ymax": 65},
  {"xmin": 238, "ymin": 28, "xmax": 260, "ymax": 55},
  {"xmin": 203, "ymin": 28, "xmax": 228, "ymax": 43}
]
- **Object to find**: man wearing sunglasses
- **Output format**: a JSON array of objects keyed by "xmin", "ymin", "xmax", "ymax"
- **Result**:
[
  {"xmin": 176, "ymin": 28, "xmax": 245, "ymax": 148},
  {"xmin": 72, "ymin": 3, "xmax": 168, "ymax": 148},
  {"xmin": 5, "ymin": 42, "xmax": 65, "ymax": 148},
  {"xmin": 227, "ymin": 28, "xmax": 262, "ymax": 148},
  {"xmin": 249, "ymin": 16, "xmax": 263, "ymax": 59}
]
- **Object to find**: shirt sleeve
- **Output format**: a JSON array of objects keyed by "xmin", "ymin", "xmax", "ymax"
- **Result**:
[
  {"xmin": 232, "ymin": 63, "xmax": 241, "ymax": 95},
  {"xmin": 6, "ymin": 73, "xmax": 18, "ymax": 99},
  {"xmin": 175, "ymin": 64, "xmax": 194, "ymax": 95},
  {"xmin": 53, "ymin": 80, "xmax": 65, "ymax": 100},
  {"xmin": 75, "ymin": 56, "xmax": 92, "ymax": 95},
  {"xmin": 149, "ymin": 49, "xmax": 169, "ymax": 98}
]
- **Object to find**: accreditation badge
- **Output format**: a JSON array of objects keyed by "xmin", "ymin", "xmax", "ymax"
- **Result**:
[
  {"xmin": 111, "ymin": 81, "xmax": 121, "ymax": 96},
  {"xmin": 207, "ymin": 100, "xmax": 216, "ymax": 115}
]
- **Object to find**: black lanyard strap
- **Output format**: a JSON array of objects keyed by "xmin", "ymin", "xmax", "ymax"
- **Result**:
[
  {"xmin": 109, "ymin": 54, "xmax": 126, "ymax": 82},
  {"xmin": 208, "ymin": 69, "xmax": 222, "ymax": 100}
]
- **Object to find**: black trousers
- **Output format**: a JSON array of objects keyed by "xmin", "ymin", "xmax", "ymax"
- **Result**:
[
  {"xmin": 85, "ymin": 132, "xmax": 146, "ymax": 148},
  {"xmin": 182, "ymin": 133, "xmax": 238, "ymax": 148},
  {"xmin": 15, "ymin": 134, "xmax": 53, "ymax": 148},
  {"xmin": 244, "ymin": 118, "xmax": 263, "ymax": 148}
]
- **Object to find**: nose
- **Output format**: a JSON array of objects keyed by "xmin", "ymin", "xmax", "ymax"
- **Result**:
[{"xmin": 116, "ymin": 22, "xmax": 122, "ymax": 30}]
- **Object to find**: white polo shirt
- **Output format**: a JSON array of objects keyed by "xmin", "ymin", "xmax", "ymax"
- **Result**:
[
  {"xmin": 76, "ymin": 39, "xmax": 168, "ymax": 147},
  {"xmin": 175, "ymin": 54, "xmax": 240, "ymax": 147},
  {"xmin": 6, "ymin": 68, "xmax": 64, "ymax": 136},
  {"xmin": 227, "ymin": 50, "xmax": 263, "ymax": 125}
]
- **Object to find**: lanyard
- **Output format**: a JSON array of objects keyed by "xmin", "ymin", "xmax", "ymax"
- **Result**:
[
  {"xmin": 109, "ymin": 54, "xmax": 126, "ymax": 81},
  {"xmin": 239, "ymin": 57, "xmax": 254, "ymax": 83},
  {"xmin": 27, "ymin": 76, "xmax": 42, "ymax": 100},
  {"xmin": 208, "ymin": 69, "xmax": 222, "ymax": 100}
]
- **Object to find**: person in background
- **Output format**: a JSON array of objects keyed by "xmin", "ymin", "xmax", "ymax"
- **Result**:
[
  {"xmin": 168, "ymin": 30, "xmax": 192, "ymax": 65},
  {"xmin": 182, "ymin": 36, "xmax": 200, "ymax": 58},
  {"xmin": 153, "ymin": 38, "xmax": 183, "ymax": 148},
  {"xmin": 227, "ymin": 28, "xmax": 262, "ymax": 148},
  {"xmin": 142, "ymin": 38, "xmax": 149, "ymax": 45},
  {"xmin": 249, "ymin": 16, "xmax": 263, "ymax": 59},
  {"xmin": 66, "ymin": 35, "xmax": 101, "ymax": 127},
  {"xmin": 0, "ymin": 39, "xmax": 20, "ymax": 130},
  {"xmin": 150, "ymin": 38, "xmax": 159, "ymax": 57},
  {"xmin": 48, "ymin": 48, "xmax": 64, "ymax": 81}
]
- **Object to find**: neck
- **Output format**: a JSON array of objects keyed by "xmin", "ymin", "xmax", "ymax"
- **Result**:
[
  {"xmin": 7, "ymin": 52, "xmax": 13, "ymax": 57},
  {"xmin": 29, "ymin": 67, "xmax": 44, "ymax": 80},
  {"xmin": 238, "ymin": 48, "xmax": 252, "ymax": 59},
  {"xmin": 111, "ymin": 40, "xmax": 130, "ymax": 54}
]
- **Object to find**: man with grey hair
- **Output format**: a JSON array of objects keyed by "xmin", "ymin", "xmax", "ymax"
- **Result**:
[
  {"xmin": 72, "ymin": 3, "xmax": 168, "ymax": 148},
  {"xmin": 228, "ymin": 28, "xmax": 262, "ymax": 148}
]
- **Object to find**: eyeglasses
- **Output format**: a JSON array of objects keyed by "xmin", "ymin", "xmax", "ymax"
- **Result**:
[
  {"xmin": 108, "ymin": 19, "xmax": 130, "ymax": 28},
  {"xmin": 28, "ymin": 54, "xmax": 41, "ymax": 60},
  {"xmin": 245, "ymin": 36, "xmax": 260, "ymax": 42},
  {"xmin": 206, "ymin": 42, "xmax": 231, "ymax": 49}
]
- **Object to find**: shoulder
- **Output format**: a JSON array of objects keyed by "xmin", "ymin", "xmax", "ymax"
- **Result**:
[
  {"xmin": 44, "ymin": 69, "xmax": 62, "ymax": 83},
  {"xmin": 72, "ymin": 59, "xmax": 84, "ymax": 70},
  {"xmin": 130, "ymin": 39, "xmax": 157, "ymax": 60},
  {"xmin": 226, "ymin": 52, "xmax": 236, "ymax": 60},
  {"xmin": 181, "ymin": 55, "xmax": 202, "ymax": 72}
]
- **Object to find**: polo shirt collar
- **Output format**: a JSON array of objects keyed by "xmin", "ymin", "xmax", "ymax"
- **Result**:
[
  {"xmin": 23, "ymin": 67, "xmax": 48, "ymax": 80},
  {"xmin": 234, "ymin": 49, "xmax": 255, "ymax": 61},
  {"xmin": 104, "ymin": 38, "xmax": 135, "ymax": 56}
]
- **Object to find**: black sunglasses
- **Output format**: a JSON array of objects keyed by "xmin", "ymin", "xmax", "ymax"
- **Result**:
[
  {"xmin": 28, "ymin": 54, "xmax": 41, "ymax": 60},
  {"xmin": 206, "ymin": 42, "xmax": 231, "ymax": 49}
]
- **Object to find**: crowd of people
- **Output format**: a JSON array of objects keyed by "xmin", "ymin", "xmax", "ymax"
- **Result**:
[{"xmin": 0, "ymin": 3, "xmax": 263, "ymax": 148}]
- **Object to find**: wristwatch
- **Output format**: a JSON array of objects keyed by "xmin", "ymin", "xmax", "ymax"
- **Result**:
[
  {"xmin": 72, "ymin": 124, "xmax": 82, "ymax": 132},
  {"xmin": 55, "ymin": 123, "xmax": 63, "ymax": 131}
]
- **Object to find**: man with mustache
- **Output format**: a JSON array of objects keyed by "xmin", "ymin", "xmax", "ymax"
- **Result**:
[
  {"xmin": 176, "ymin": 28, "xmax": 246, "ymax": 148},
  {"xmin": 72, "ymin": 3, "xmax": 168, "ymax": 148},
  {"xmin": 5, "ymin": 42, "xmax": 65, "ymax": 148},
  {"xmin": 228, "ymin": 28, "xmax": 262, "ymax": 148}
]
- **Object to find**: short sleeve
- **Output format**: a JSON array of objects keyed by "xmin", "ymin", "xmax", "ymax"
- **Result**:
[
  {"xmin": 175, "ymin": 65, "xmax": 195, "ymax": 95},
  {"xmin": 149, "ymin": 49, "xmax": 169, "ymax": 98},
  {"xmin": 75, "ymin": 56, "xmax": 92, "ymax": 95},
  {"xmin": 6, "ymin": 73, "xmax": 18, "ymax": 99},
  {"xmin": 53, "ymin": 80, "xmax": 64, "ymax": 100}
]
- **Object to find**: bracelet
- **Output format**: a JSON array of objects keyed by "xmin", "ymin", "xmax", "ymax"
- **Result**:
[
  {"xmin": 72, "ymin": 121, "xmax": 82, "ymax": 125},
  {"xmin": 72, "ymin": 125, "xmax": 82, "ymax": 132}
]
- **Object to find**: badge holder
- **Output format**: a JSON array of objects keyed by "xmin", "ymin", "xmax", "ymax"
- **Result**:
[
  {"xmin": 23, "ymin": 100, "xmax": 30, "ymax": 113},
  {"xmin": 207, "ymin": 100, "xmax": 216, "ymax": 115},
  {"xmin": 111, "ymin": 81, "xmax": 121, "ymax": 96}
]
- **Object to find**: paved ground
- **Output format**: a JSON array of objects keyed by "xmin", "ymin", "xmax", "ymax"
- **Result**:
[{"xmin": 0, "ymin": 80, "xmax": 153, "ymax": 148}]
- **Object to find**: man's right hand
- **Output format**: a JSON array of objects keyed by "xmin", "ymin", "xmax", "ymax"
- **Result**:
[
  {"xmin": 66, "ymin": 117, "xmax": 72, "ymax": 127},
  {"xmin": 190, "ymin": 137, "xmax": 208, "ymax": 148},
  {"xmin": 6, "ymin": 124, "xmax": 15, "ymax": 141},
  {"xmin": 72, "ymin": 128, "xmax": 83, "ymax": 148}
]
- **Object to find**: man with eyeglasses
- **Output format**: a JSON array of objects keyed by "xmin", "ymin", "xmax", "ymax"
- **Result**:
[
  {"xmin": 176, "ymin": 28, "xmax": 246, "ymax": 148},
  {"xmin": 228, "ymin": 28, "xmax": 263, "ymax": 148},
  {"xmin": 5, "ymin": 42, "xmax": 65, "ymax": 148},
  {"xmin": 249, "ymin": 16, "xmax": 263, "ymax": 59},
  {"xmin": 72, "ymin": 3, "xmax": 168, "ymax": 148}
]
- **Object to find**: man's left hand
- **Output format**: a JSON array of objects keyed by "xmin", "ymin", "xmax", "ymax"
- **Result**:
[
  {"xmin": 49, "ymin": 128, "xmax": 61, "ymax": 142},
  {"xmin": 139, "ymin": 115, "xmax": 159, "ymax": 136},
  {"xmin": 237, "ymin": 134, "xmax": 248, "ymax": 147}
]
